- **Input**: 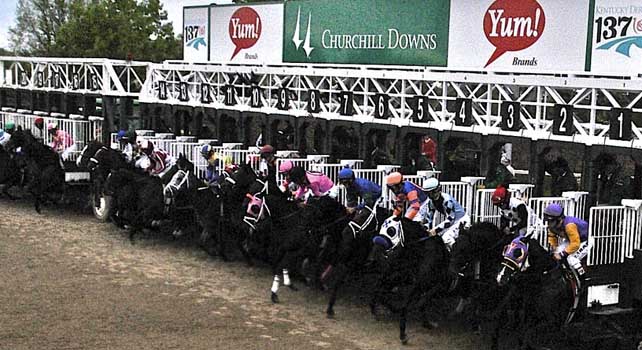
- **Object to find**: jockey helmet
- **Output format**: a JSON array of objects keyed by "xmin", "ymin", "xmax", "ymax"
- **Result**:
[
  {"xmin": 491, "ymin": 186, "xmax": 509, "ymax": 206},
  {"xmin": 338, "ymin": 167, "xmax": 355, "ymax": 181},
  {"xmin": 372, "ymin": 235, "xmax": 392, "ymax": 250},
  {"xmin": 116, "ymin": 130, "xmax": 127, "ymax": 141},
  {"xmin": 200, "ymin": 144, "xmax": 213, "ymax": 158},
  {"xmin": 5, "ymin": 121, "xmax": 15, "ymax": 130},
  {"xmin": 278, "ymin": 160, "xmax": 294, "ymax": 174},
  {"xmin": 543, "ymin": 203, "xmax": 564, "ymax": 219},
  {"xmin": 47, "ymin": 122, "xmax": 58, "ymax": 131},
  {"xmin": 139, "ymin": 139, "xmax": 154, "ymax": 155},
  {"xmin": 259, "ymin": 144, "xmax": 275, "ymax": 156},
  {"xmin": 34, "ymin": 117, "xmax": 44, "ymax": 128},
  {"xmin": 422, "ymin": 177, "xmax": 440, "ymax": 192},
  {"xmin": 224, "ymin": 164, "xmax": 238, "ymax": 174},
  {"xmin": 386, "ymin": 172, "xmax": 403, "ymax": 186},
  {"xmin": 289, "ymin": 166, "xmax": 306, "ymax": 184}
]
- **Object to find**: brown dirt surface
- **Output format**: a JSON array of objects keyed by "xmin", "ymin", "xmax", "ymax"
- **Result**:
[{"xmin": 0, "ymin": 200, "xmax": 482, "ymax": 350}]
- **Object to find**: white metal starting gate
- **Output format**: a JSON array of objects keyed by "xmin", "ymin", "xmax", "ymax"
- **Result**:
[
  {"xmin": 588, "ymin": 200, "xmax": 642, "ymax": 266},
  {"xmin": 1, "ymin": 112, "xmax": 102, "ymax": 162}
]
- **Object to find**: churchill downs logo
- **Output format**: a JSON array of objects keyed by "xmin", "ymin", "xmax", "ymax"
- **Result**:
[
  {"xmin": 483, "ymin": 0, "xmax": 546, "ymax": 68},
  {"xmin": 184, "ymin": 25, "xmax": 207, "ymax": 51},
  {"xmin": 291, "ymin": 6, "xmax": 438, "ymax": 59},
  {"xmin": 594, "ymin": 5, "xmax": 642, "ymax": 58}
]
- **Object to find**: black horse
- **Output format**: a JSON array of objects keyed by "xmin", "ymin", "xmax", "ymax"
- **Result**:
[
  {"xmin": 0, "ymin": 144, "xmax": 23, "ymax": 199},
  {"xmin": 5, "ymin": 127, "xmax": 65, "ymax": 213},
  {"xmin": 494, "ymin": 235, "xmax": 577, "ymax": 350},
  {"xmin": 76, "ymin": 141, "xmax": 132, "ymax": 220},
  {"xmin": 323, "ymin": 204, "xmax": 389, "ymax": 318},
  {"xmin": 369, "ymin": 217, "xmax": 451, "ymax": 345},
  {"xmin": 103, "ymin": 168, "xmax": 165, "ymax": 241}
]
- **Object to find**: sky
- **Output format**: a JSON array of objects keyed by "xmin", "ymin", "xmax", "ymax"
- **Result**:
[{"xmin": 0, "ymin": 0, "xmax": 233, "ymax": 50}]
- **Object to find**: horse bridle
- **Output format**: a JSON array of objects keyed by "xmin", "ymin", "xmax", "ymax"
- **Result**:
[{"xmin": 347, "ymin": 198, "xmax": 383, "ymax": 239}]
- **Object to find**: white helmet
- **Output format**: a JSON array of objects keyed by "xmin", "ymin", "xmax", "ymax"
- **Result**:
[{"xmin": 422, "ymin": 177, "xmax": 440, "ymax": 192}]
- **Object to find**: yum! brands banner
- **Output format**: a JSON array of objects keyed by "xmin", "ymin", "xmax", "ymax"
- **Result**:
[
  {"xmin": 183, "ymin": 6, "xmax": 209, "ymax": 62},
  {"xmin": 448, "ymin": 0, "xmax": 591, "ymax": 73},
  {"xmin": 590, "ymin": 0, "xmax": 642, "ymax": 75},
  {"xmin": 210, "ymin": 4, "xmax": 284, "ymax": 64},
  {"xmin": 282, "ymin": 0, "xmax": 450, "ymax": 66}
]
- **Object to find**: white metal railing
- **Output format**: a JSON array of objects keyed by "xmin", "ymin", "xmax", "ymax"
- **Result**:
[
  {"xmin": 587, "ymin": 200, "xmax": 642, "ymax": 266},
  {"xmin": 275, "ymin": 155, "xmax": 329, "ymax": 184},
  {"xmin": 1, "ymin": 112, "xmax": 102, "ymax": 161}
]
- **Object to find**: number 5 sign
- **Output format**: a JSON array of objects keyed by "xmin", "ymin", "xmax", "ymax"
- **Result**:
[{"xmin": 609, "ymin": 108, "xmax": 632, "ymax": 141}]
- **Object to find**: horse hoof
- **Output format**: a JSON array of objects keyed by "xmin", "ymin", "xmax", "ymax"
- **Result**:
[
  {"xmin": 422, "ymin": 320, "xmax": 439, "ymax": 329},
  {"xmin": 400, "ymin": 335, "xmax": 409, "ymax": 345},
  {"xmin": 287, "ymin": 284, "xmax": 298, "ymax": 291},
  {"xmin": 271, "ymin": 292, "xmax": 279, "ymax": 304},
  {"xmin": 326, "ymin": 309, "xmax": 335, "ymax": 319}
]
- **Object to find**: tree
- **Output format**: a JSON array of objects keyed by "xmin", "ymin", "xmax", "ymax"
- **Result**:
[
  {"xmin": 9, "ymin": 0, "xmax": 181, "ymax": 62},
  {"xmin": 9, "ymin": 0, "xmax": 70, "ymax": 55}
]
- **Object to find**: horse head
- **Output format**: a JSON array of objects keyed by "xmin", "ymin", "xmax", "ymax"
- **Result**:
[
  {"xmin": 76, "ymin": 140, "xmax": 108, "ymax": 170},
  {"xmin": 221, "ymin": 162, "xmax": 257, "ymax": 197},
  {"xmin": 368, "ymin": 216, "xmax": 426, "ymax": 264},
  {"xmin": 176, "ymin": 153, "xmax": 194, "ymax": 172},
  {"xmin": 449, "ymin": 221, "xmax": 504, "ymax": 278},
  {"xmin": 496, "ymin": 235, "xmax": 547, "ymax": 286}
]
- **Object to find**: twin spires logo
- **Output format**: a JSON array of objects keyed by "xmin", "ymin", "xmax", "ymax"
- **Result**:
[
  {"xmin": 483, "ymin": 0, "xmax": 546, "ymax": 67},
  {"xmin": 229, "ymin": 7, "xmax": 262, "ymax": 60},
  {"xmin": 184, "ymin": 25, "xmax": 207, "ymax": 51},
  {"xmin": 291, "ymin": 6, "xmax": 315, "ymax": 58}
]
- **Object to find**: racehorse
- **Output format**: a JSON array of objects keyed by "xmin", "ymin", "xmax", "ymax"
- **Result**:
[
  {"xmin": 368, "ymin": 217, "xmax": 451, "ymax": 345},
  {"xmin": 103, "ymin": 168, "xmax": 165, "ymax": 241},
  {"xmin": 5, "ymin": 127, "xmax": 64, "ymax": 213},
  {"xmin": 494, "ymin": 235, "xmax": 577, "ymax": 350},
  {"xmin": 76, "ymin": 141, "xmax": 132, "ymax": 220},
  {"xmin": 323, "ymin": 203, "xmax": 389, "ymax": 318},
  {"xmin": 0, "ymin": 144, "xmax": 23, "ymax": 199},
  {"xmin": 448, "ymin": 222, "xmax": 512, "ymax": 334}
]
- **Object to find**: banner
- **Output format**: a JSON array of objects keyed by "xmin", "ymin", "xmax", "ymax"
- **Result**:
[
  {"xmin": 590, "ymin": 0, "xmax": 642, "ymax": 75},
  {"xmin": 283, "ymin": 0, "xmax": 450, "ymax": 66},
  {"xmin": 210, "ymin": 4, "xmax": 284, "ymax": 64},
  {"xmin": 448, "ymin": 0, "xmax": 590, "ymax": 72},
  {"xmin": 183, "ymin": 6, "xmax": 209, "ymax": 62}
]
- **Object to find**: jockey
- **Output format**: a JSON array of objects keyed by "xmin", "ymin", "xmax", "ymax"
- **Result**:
[
  {"xmin": 491, "ymin": 185, "xmax": 537, "ymax": 237},
  {"xmin": 33, "ymin": 117, "xmax": 45, "ymax": 142},
  {"xmin": 416, "ymin": 177, "xmax": 469, "ymax": 250},
  {"xmin": 0, "ymin": 129, "xmax": 10, "ymax": 147},
  {"xmin": 288, "ymin": 166, "xmax": 337, "ymax": 202},
  {"xmin": 200, "ymin": 141, "xmax": 224, "ymax": 185},
  {"xmin": 386, "ymin": 171, "xmax": 427, "ymax": 220},
  {"xmin": 278, "ymin": 160, "xmax": 298, "ymax": 193},
  {"xmin": 116, "ymin": 129, "xmax": 138, "ymax": 163},
  {"xmin": 258, "ymin": 144, "xmax": 277, "ymax": 184},
  {"xmin": 137, "ymin": 139, "xmax": 176, "ymax": 178},
  {"xmin": 48, "ymin": 122, "xmax": 76, "ymax": 161},
  {"xmin": 338, "ymin": 167, "xmax": 382, "ymax": 213},
  {"xmin": 4, "ymin": 121, "xmax": 15, "ymax": 134},
  {"xmin": 543, "ymin": 203, "xmax": 590, "ymax": 279}
]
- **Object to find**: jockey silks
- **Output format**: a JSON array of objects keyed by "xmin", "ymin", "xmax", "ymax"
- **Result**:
[
  {"xmin": 391, "ymin": 181, "xmax": 427, "ymax": 220},
  {"xmin": 345, "ymin": 177, "xmax": 382, "ymax": 209}
]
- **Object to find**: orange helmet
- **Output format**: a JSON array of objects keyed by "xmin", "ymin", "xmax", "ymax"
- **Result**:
[{"xmin": 386, "ymin": 172, "xmax": 403, "ymax": 186}]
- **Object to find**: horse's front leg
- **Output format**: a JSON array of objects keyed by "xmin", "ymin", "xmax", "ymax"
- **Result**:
[
  {"xmin": 270, "ymin": 249, "xmax": 287, "ymax": 303},
  {"xmin": 326, "ymin": 263, "xmax": 348, "ymax": 318}
]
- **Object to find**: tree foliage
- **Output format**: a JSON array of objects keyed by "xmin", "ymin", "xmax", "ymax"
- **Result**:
[{"xmin": 9, "ymin": 0, "xmax": 181, "ymax": 62}]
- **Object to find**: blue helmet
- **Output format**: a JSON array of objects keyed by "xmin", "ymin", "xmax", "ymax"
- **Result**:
[
  {"xmin": 116, "ymin": 130, "xmax": 127, "ymax": 141},
  {"xmin": 338, "ymin": 167, "xmax": 354, "ymax": 181},
  {"xmin": 200, "ymin": 144, "xmax": 213, "ymax": 157},
  {"xmin": 543, "ymin": 203, "xmax": 564, "ymax": 218}
]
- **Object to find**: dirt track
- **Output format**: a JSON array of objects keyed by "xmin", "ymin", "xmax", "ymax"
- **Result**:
[{"xmin": 0, "ymin": 200, "xmax": 483, "ymax": 350}]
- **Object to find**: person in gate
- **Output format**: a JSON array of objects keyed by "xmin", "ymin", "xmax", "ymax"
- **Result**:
[
  {"xmin": 116, "ymin": 129, "xmax": 138, "ymax": 163},
  {"xmin": 33, "ymin": 117, "xmax": 45, "ymax": 142},
  {"xmin": 543, "ymin": 203, "xmax": 590, "ymax": 283},
  {"xmin": 288, "ymin": 166, "xmax": 337, "ymax": 203},
  {"xmin": 48, "ymin": 122, "xmax": 76, "ymax": 161},
  {"xmin": 386, "ymin": 171, "xmax": 427, "ymax": 220},
  {"xmin": 416, "ymin": 177, "xmax": 469, "ymax": 250},
  {"xmin": 137, "ymin": 139, "xmax": 176, "ymax": 180},
  {"xmin": 278, "ymin": 160, "xmax": 299, "ymax": 194},
  {"xmin": 258, "ymin": 144, "xmax": 278, "ymax": 185},
  {"xmin": 338, "ymin": 167, "xmax": 382, "ymax": 214},
  {"xmin": 491, "ymin": 185, "xmax": 538, "ymax": 237},
  {"xmin": 4, "ymin": 121, "xmax": 15, "ymax": 135}
]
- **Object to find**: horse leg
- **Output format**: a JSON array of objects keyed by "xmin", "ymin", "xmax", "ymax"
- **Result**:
[
  {"xmin": 235, "ymin": 235, "xmax": 254, "ymax": 267},
  {"xmin": 326, "ymin": 263, "xmax": 348, "ymax": 318},
  {"xmin": 282, "ymin": 250, "xmax": 298, "ymax": 291},
  {"xmin": 270, "ymin": 249, "xmax": 287, "ymax": 303},
  {"xmin": 215, "ymin": 226, "xmax": 229, "ymax": 262}
]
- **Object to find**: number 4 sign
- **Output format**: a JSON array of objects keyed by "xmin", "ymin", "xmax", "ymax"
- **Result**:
[{"xmin": 609, "ymin": 108, "xmax": 632, "ymax": 141}]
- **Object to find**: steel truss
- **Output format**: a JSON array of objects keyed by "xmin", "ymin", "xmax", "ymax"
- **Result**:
[
  {"xmin": 140, "ymin": 62, "xmax": 642, "ymax": 150},
  {"xmin": 0, "ymin": 57, "xmax": 148, "ymax": 97}
]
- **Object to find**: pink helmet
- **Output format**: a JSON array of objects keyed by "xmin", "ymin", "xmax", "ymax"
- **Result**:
[{"xmin": 278, "ymin": 160, "xmax": 294, "ymax": 174}]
